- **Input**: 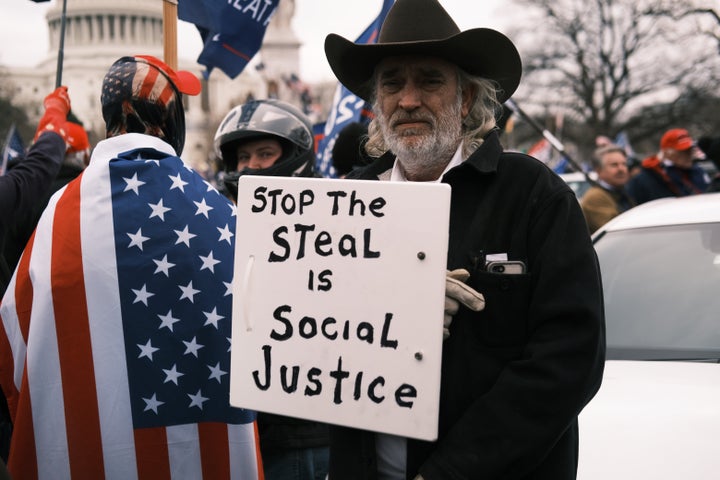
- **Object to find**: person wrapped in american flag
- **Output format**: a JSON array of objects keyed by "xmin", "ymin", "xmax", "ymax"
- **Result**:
[{"xmin": 0, "ymin": 55, "xmax": 262, "ymax": 479}]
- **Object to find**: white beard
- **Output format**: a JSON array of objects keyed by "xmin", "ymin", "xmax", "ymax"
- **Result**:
[{"xmin": 376, "ymin": 96, "xmax": 463, "ymax": 179}]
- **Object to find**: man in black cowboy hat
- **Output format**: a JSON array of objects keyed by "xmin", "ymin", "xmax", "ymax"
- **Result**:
[{"xmin": 324, "ymin": 0, "xmax": 605, "ymax": 479}]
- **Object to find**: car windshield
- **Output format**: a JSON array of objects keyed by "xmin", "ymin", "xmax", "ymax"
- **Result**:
[
  {"xmin": 559, "ymin": 173, "xmax": 593, "ymax": 198},
  {"xmin": 594, "ymin": 223, "xmax": 720, "ymax": 361}
]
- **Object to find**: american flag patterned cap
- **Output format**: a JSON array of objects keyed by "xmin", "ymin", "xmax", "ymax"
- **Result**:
[{"xmin": 101, "ymin": 55, "xmax": 200, "ymax": 154}]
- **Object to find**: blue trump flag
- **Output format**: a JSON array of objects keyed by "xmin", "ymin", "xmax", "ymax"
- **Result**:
[
  {"xmin": 179, "ymin": 0, "xmax": 279, "ymax": 79},
  {"xmin": 315, "ymin": 0, "xmax": 394, "ymax": 178}
]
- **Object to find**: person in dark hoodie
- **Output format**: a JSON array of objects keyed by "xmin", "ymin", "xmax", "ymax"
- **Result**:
[
  {"xmin": 323, "ymin": 0, "xmax": 605, "ymax": 478},
  {"xmin": 214, "ymin": 98, "xmax": 329, "ymax": 480}
]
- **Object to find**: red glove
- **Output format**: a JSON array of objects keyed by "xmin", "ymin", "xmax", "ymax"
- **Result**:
[{"xmin": 34, "ymin": 86, "xmax": 72, "ymax": 142}]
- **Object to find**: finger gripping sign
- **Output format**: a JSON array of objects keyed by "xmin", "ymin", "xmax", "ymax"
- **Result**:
[{"xmin": 230, "ymin": 176, "xmax": 450, "ymax": 441}]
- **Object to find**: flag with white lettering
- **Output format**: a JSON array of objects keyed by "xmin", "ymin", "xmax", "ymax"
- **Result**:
[
  {"xmin": 314, "ymin": 0, "xmax": 394, "ymax": 177},
  {"xmin": 0, "ymin": 134, "xmax": 260, "ymax": 479},
  {"xmin": 179, "ymin": 0, "xmax": 280, "ymax": 79}
]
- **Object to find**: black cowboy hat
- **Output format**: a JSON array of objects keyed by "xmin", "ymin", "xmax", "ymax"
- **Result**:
[{"xmin": 324, "ymin": 0, "xmax": 522, "ymax": 103}]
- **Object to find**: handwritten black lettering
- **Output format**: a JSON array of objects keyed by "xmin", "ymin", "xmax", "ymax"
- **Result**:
[
  {"xmin": 380, "ymin": 313, "xmax": 399, "ymax": 349},
  {"xmin": 329, "ymin": 356, "xmax": 350, "ymax": 404},
  {"xmin": 305, "ymin": 368, "xmax": 322, "ymax": 396},
  {"xmin": 395, "ymin": 384, "xmax": 417, "ymax": 408},
  {"xmin": 268, "ymin": 225, "xmax": 380, "ymax": 261},
  {"xmin": 252, "ymin": 347, "xmax": 418, "ymax": 409},
  {"xmin": 252, "ymin": 186, "xmax": 314, "ymax": 215},
  {"xmin": 326, "ymin": 190, "xmax": 387, "ymax": 217},
  {"xmin": 280, "ymin": 365, "xmax": 300, "ymax": 393},
  {"xmin": 252, "ymin": 345, "xmax": 272, "ymax": 390},
  {"xmin": 270, "ymin": 305, "xmax": 293, "ymax": 341}
]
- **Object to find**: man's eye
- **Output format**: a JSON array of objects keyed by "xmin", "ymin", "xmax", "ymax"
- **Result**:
[
  {"xmin": 381, "ymin": 80, "xmax": 402, "ymax": 91},
  {"xmin": 422, "ymin": 78, "xmax": 444, "ymax": 88}
]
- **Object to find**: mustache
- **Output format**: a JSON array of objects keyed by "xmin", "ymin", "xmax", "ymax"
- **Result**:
[{"xmin": 390, "ymin": 111, "xmax": 435, "ymax": 128}]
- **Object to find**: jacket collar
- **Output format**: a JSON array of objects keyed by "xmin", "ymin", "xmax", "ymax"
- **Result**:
[{"xmin": 460, "ymin": 129, "xmax": 503, "ymax": 175}]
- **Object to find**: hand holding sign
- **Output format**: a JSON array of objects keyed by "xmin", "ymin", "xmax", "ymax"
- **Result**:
[{"xmin": 444, "ymin": 269, "xmax": 485, "ymax": 340}]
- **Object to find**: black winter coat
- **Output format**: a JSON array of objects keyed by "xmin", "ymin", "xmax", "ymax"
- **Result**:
[
  {"xmin": 626, "ymin": 160, "xmax": 709, "ymax": 205},
  {"xmin": 0, "ymin": 132, "xmax": 65, "ymax": 297},
  {"xmin": 4, "ymin": 162, "xmax": 84, "ymax": 278},
  {"xmin": 329, "ymin": 130, "xmax": 606, "ymax": 480}
]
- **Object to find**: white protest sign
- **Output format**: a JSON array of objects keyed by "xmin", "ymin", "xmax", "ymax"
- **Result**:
[{"xmin": 229, "ymin": 176, "xmax": 450, "ymax": 441}]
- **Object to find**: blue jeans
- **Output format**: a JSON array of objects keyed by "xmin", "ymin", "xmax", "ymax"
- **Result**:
[{"xmin": 262, "ymin": 447, "xmax": 329, "ymax": 480}]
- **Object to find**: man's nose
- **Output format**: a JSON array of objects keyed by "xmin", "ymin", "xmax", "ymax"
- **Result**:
[{"xmin": 397, "ymin": 83, "xmax": 422, "ymax": 110}]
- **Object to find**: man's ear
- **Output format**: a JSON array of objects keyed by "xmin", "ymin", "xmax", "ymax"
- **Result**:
[{"xmin": 461, "ymin": 82, "xmax": 476, "ymax": 118}]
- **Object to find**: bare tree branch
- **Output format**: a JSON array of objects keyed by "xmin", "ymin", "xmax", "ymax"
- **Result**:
[{"xmin": 508, "ymin": 0, "xmax": 720, "ymax": 159}]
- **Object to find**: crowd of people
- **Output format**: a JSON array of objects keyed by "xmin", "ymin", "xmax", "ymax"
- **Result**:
[
  {"xmin": 0, "ymin": 0, "xmax": 715, "ymax": 478},
  {"xmin": 579, "ymin": 128, "xmax": 718, "ymax": 234}
]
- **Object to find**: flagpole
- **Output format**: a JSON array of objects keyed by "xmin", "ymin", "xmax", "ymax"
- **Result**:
[
  {"xmin": 1, "ymin": 124, "xmax": 18, "ymax": 176},
  {"xmin": 55, "ymin": 0, "xmax": 68, "ymax": 88},
  {"xmin": 505, "ymin": 99, "xmax": 593, "ymax": 183},
  {"xmin": 162, "ymin": 0, "xmax": 179, "ymax": 70}
]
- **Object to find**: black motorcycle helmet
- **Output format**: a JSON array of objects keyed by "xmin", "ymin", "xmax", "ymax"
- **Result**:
[{"xmin": 214, "ymin": 99, "xmax": 316, "ymax": 200}]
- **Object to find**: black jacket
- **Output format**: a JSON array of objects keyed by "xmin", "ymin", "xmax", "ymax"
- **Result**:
[
  {"xmin": 626, "ymin": 157, "xmax": 709, "ymax": 205},
  {"xmin": 3, "ymin": 162, "xmax": 84, "ymax": 278},
  {"xmin": 329, "ymin": 130, "xmax": 606, "ymax": 480},
  {"xmin": 0, "ymin": 132, "xmax": 65, "ymax": 298},
  {"xmin": 258, "ymin": 412, "xmax": 329, "ymax": 452}
]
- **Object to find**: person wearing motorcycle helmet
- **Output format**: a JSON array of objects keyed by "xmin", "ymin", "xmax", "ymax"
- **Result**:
[
  {"xmin": 213, "ymin": 99, "xmax": 330, "ymax": 479},
  {"xmin": 214, "ymin": 99, "xmax": 317, "ymax": 202}
]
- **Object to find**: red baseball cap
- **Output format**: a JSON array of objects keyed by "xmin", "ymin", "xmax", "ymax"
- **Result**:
[
  {"xmin": 134, "ymin": 55, "xmax": 202, "ymax": 96},
  {"xmin": 660, "ymin": 128, "xmax": 694, "ymax": 151}
]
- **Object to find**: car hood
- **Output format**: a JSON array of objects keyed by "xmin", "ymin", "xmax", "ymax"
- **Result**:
[{"xmin": 578, "ymin": 360, "xmax": 720, "ymax": 479}]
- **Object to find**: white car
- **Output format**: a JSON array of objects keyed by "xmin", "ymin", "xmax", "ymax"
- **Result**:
[
  {"xmin": 559, "ymin": 171, "xmax": 597, "ymax": 198},
  {"xmin": 578, "ymin": 193, "xmax": 720, "ymax": 479}
]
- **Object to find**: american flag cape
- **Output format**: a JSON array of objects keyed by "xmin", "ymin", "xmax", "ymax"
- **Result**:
[{"xmin": 0, "ymin": 133, "xmax": 262, "ymax": 479}]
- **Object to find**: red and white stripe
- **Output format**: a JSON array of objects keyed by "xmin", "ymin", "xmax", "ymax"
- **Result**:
[{"xmin": 0, "ymin": 141, "xmax": 262, "ymax": 480}]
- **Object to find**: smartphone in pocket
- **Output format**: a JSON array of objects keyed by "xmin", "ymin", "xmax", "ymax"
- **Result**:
[{"xmin": 486, "ymin": 260, "xmax": 526, "ymax": 274}]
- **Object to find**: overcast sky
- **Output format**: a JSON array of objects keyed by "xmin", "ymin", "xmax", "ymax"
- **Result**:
[{"xmin": 0, "ymin": 0, "xmax": 512, "ymax": 82}]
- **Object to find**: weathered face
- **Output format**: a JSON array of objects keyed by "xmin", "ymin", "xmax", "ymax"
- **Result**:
[
  {"xmin": 373, "ymin": 55, "xmax": 471, "ymax": 180},
  {"xmin": 235, "ymin": 138, "xmax": 283, "ymax": 171},
  {"xmin": 598, "ymin": 151, "xmax": 629, "ymax": 188}
]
